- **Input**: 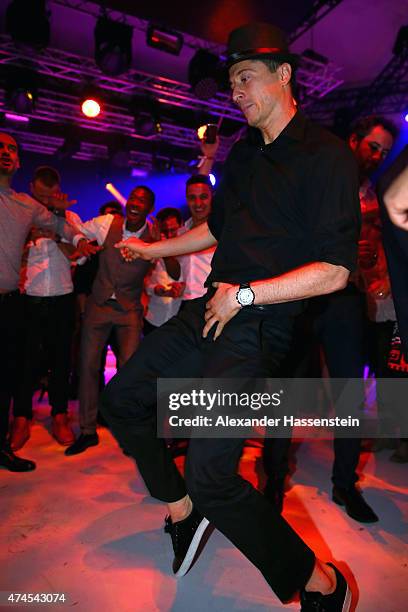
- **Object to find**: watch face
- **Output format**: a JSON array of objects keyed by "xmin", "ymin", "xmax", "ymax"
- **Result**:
[{"xmin": 238, "ymin": 287, "xmax": 254, "ymax": 306}]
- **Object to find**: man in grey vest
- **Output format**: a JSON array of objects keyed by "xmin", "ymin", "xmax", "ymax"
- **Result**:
[{"xmin": 65, "ymin": 186, "xmax": 155, "ymax": 456}]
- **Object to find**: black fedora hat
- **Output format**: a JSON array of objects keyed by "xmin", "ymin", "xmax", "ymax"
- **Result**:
[{"xmin": 226, "ymin": 22, "xmax": 298, "ymax": 68}]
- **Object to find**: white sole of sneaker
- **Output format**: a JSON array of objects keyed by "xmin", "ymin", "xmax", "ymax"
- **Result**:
[
  {"xmin": 342, "ymin": 585, "xmax": 352, "ymax": 612},
  {"xmin": 175, "ymin": 517, "xmax": 210, "ymax": 578}
]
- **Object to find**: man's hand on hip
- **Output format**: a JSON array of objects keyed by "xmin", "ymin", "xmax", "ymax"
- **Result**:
[{"xmin": 203, "ymin": 282, "xmax": 240, "ymax": 340}]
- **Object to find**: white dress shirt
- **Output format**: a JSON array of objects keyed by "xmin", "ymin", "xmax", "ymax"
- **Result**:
[
  {"xmin": 178, "ymin": 218, "xmax": 215, "ymax": 300},
  {"xmin": 79, "ymin": 213, "xmax": 149, "ymax": 247},
  {"xmin": 21, "ymin": 209, "xmax": 83, "ymax": 297},
  {"xmin": 144, "ymin": 258, "xmax": 184, "ymax": 326}
]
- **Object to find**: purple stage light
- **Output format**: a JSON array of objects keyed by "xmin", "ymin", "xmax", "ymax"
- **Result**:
[
  {"xmin": 5, "ymin": 112, "xmax": 30, "ymax": 123},
  {"xmin": 209, "ymin": 173, "xmax": 216, "ymax": 186},
  {"xmin": 405, "ymin": 113, "xmax": 408, "ymax": 123},
  {"xmin": 131, "ymin": 168, "xmax": 149, "ymax": 178}
]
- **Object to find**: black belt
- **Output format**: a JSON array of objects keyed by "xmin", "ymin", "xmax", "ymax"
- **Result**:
[
  {"xmin": 248, "ymin": 304, "xmax": 277, "ymax": 312},
  {"xmin": 25, "ymin": 294, "xmax": 72, "ymax": 304},
  {"xmin": 0, "ymin": 289, "xmax": 20, "ymax": 303}
]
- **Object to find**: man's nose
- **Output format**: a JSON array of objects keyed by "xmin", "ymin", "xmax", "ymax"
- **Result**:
[
  {"xmin": 232, "ymin": 88, "xmax": 243, "ymax": 105},
  {"xmin": 371, "ymin": 150, "xmax": 382, "ymax": 162}
]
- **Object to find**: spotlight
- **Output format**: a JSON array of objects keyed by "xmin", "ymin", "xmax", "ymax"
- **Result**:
[
  {"xmin": 95, "ymin": 15, "xmax": 133, "ymax": 76},
  {"xmin": 80, "ymin": 84, "xmax": 102, "ymax": 118},
  {"xmin": 5, "ymin": 69, "xmax": 38, "ymax": 114},
  {"xmin": 146, "ymin": 24, "xmax": 183, "ymax": 55},
  {"xmin": 188, "ymin": 50, "xmax": 220, "ymax": 100},
  {"xmin": 105, "ymin": 183, "xmax": 127, "ymax": 206},
  {"xmin": 405, "ymin": 113, "xmax": 408, "ymax": 123},
  {"xmin": 134, "ymin": 114, "xmax": 161, "ymax": 136},
  {"xmin": 209, "ymin": 173, "xmax": 216, "ymax": 187},
  {"xmin": 6, "ymin": 0, "xmax": 50, "ymax": 49},
  {"xmin": 133, "ymin": 99, "xmax": 162, "ymax": 136},
  {"xmin": 56, "ymin": 135, "xmax": 80, "ymax": 161},
  {"xmin": 81, "ymin": 98, "xmax": 101, "ymax": 118}
]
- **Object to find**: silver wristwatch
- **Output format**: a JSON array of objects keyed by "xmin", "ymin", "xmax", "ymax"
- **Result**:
[{"xmin": 236, "ymin": 283, "xmax": 255, "ymax": 307}]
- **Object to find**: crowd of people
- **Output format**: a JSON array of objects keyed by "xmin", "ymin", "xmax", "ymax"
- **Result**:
[
  {"xmin": 1, "ymin": 20, "xmax": 407, "ymax": 612},
  {"xmin": 0, "ymin": 145, "xmax": 217, "ymax": 463}
]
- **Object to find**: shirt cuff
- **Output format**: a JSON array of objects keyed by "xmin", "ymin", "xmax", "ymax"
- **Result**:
[{"xmin": 72, "ymin": 234, "xmax": 85, "ymax": 247}]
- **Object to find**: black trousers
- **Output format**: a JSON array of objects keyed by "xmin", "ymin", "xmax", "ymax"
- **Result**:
[
  {"xmin": 13, "ymin": 293, "xmax": 75, "ymax": 419},
  {"xmin": 100, "ymin": 295, "xmax": 315, "ymax": 602},
  {"xmin": 263, "ymin": 285, "xmax": 365, "ymax": 489},
  {"xmin": 0, "ymin": 291, "xmax": 24, "ymax": 449}
]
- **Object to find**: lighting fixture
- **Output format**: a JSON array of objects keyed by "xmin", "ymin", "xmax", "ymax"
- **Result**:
[
  {"xmin": 95, "ymin": 15, "xmax": 133, "ymax": 76},
  {"xmin": 188, "ymin": 50, "xmax": 220, "ymax": 100},
  {"xmin": 146, "ymin": 24, "xmax": 183, "ymax": 55}
]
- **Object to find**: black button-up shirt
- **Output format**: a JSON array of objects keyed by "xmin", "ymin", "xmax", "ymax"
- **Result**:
[{"xmin": 207, "ymin": 111, "xmax": 361, "ymax": 314}]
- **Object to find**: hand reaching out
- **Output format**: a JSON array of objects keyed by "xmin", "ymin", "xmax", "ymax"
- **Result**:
[
  {"xmin": 48, "ymin": 192, "xmax": 77, "ymax": 210},
  {"xmin": 115, "ymin": 237, "xmax": 154, "ymax": 262},
  {"xmin": 76, "ymin": 239, "xmax": 102, "ymax": 258}
]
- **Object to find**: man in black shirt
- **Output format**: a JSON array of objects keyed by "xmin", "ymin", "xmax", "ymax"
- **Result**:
[
  {"xmin": 377, "ymin": 146, "xmax": 408, "ymax": 463},
  {"xmin": 263, "ymin": 116, "xmax": 397, "ymax": 520},
  {"xmin": 100, "ymin": 23, "xmax": 360, "ymax": 611}
]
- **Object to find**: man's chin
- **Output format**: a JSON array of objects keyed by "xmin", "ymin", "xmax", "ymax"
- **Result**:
[
  {"xmin": 0, "ymin": 167, "xmax": 14, "ymax": 177},
  {"xmin": 193, "ymin": 214, "xmax": 208, "ymax": 223},
  {"xmin": 365, "ymin": 163, "xmax": 380, "ymax": 175}
]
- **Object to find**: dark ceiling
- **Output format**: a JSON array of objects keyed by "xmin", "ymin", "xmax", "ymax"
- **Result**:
[
  {"xmin": 1, "ymin": 0, "xmax": 406, "ymax": 171},
  {"xmin": 95, "ymin": 0, "xmax": 317, "ymax": 42}
]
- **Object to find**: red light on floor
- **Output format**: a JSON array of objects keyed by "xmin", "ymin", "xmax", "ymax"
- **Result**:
[{"xmin": 81, "ymin": 98, "xmax": 101, "ymax": 118}]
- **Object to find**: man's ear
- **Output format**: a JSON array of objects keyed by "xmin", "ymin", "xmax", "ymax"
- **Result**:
[
  {"xmin": 278, "ymin": 62, "xmax": 292, "ymax": 87},
  {"xmin": 349, "ymin": 133, "xmax": 359, "ymax": 152}
]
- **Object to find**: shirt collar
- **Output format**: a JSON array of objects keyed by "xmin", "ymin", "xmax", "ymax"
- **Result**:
[
  {"xmin": 246, "ymin": 110, "xmax": 306, "ymax": 147},
  {"xmin": 280, "ymin": 110, "xmax": 307, "ymax": 142},
  {"xmin": 359, "ymin": 178, "xmax": 374, "ymax": 199},
  {"xmin": 0, "ymin": 184, "xmax": 14, "ymax": 194},
  {"xmin": 123, "ymin": 219, "xmax": 148, "ymax": 238}
]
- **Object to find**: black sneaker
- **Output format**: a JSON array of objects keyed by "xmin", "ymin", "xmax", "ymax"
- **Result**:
[
  {"xmin": 64, "ymin": 433, "xmax": 99, "ymax": 456},
  {"xmin": 164, "ymin": 507, "xmax": 212, "ymax": 577},
  {"xmin": 332, "ymin": 485, "xmax": 378, "ymax": 523},
  {"xmin": 300, "ymin": 563, "xmax": 352, "ymax": 611}
]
